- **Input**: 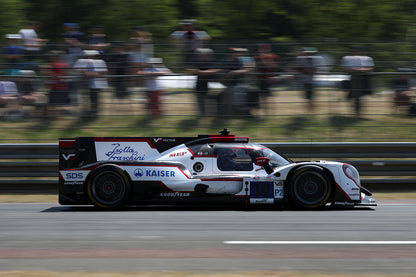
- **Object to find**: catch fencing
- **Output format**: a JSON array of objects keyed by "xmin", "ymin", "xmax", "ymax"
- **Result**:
[
  {"xmin": 0, "ymin": 142, "xmax": 415, "ymax": 192},
  {"xmin": 3, "ymin": 40, "xmax": 416, "ymax": 141}
]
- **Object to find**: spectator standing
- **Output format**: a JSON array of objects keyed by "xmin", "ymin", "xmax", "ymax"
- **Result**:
[
  {"xmin": 62, "ymin": 23, "xmax": 85, "ymax": 66},
  {"xmin": 106, "ymin": 42, "xmax": 129, "ymax": 100},
  {"xmin": 3, "ymin": 34, "xmax": 24, "ymax": 75},
  {"xmin": 180, "ymin": 20, "xmax": 200, "ymax": 67},
  {"xmin": 294, "ymin": 47, "xmax": 318, "ymax": 113},
  {"xmin": 187, "ymin": 48, "xmax": 220, "ymax": 116},
  {"xmin": 391, "ymin": 68, "xmax": 415, "ymax": 114},
  {"xmin": 74, "ymin": 50, "xmax": 108, "ymax": 118},
  {"xmin": 0, "ymin": 81, "xmax": 18, "ymax": 108},
  {"xmin": 18, "ymin": 21, "xmax": 47, "ymax": 61},
  {"xmin": 254, "ymin": 44, "xmax": 280, "ymax": 111},
  {"xmin": 17, "ymin": 69, "xmax": 42, "ymax": 106},
  {"xmin": 2, "ymin": 34, "xmax": 25, "ymax": 105},
  {"xmin": 87, "ymin": 26, "xmax": 110, "ymax": 54},
  {"xmin": 42, "ymin": 50, "xmax": 70, "ymax": 117},
  {"xmin": 129, "ymin": 26, "xmax": 153, "ymax": 58},
  {"xmin": 218, "ymin": 48, "xmax": 252, "ymax": 116},
  {"xmin": 1, "ymin": 35, "xmax": 22, "ymax": 110},
  {"xmin": 341, "ymin": 47, "xmax": 374, "ymax": 116},
  {"xmin": 136, "ymin": 58, "xmax": 171, "ymax": 118},
  {"xmin": 170, "ymin": 20, "xmax": 210, "ymax": 69},
  {"xmin": 127, "ymin": 39, "xmax": 148, "ymax": 88}
]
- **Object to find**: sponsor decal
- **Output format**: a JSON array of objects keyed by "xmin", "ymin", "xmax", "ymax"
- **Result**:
[
  {"xmin": 95, "ymin": 141, "xmax": 160, "ymax": 162},
  {"xmin": 134, "ymin": 168, "xmax": 144, "ymax": 178},
  {"xmin": 160, "ymin": 192, "xmax": 190, "ymax": 197},
  {"xmin": 128, "ymin": 165, "xmax": 191, "ymax": 181},
  {"xmin": 65, "ymin": 172, "xmax": 85, "ymax": 180},
  {"xmin": 334, "ymin": 201, "xmax": 355, "ymax": 206},
  {"xmin": 169, "ymin": 151, "xmax": 187, "ymax": 158},
  {"xmin": 64, "ymin": 181, "xmax": 83, "ymax": 185},
  {"xmin": 146, "ymin": 169, "xmax": 175, "ymax": 177},
  {"xmin": 253, "ymin": 199, "xmax": 268, "ymax": 203},
  {"xmin": 62, "ymin": 153, "xmax": 76, "ymax": 161},
  {"xmin": 60, "ymin": 170, "xmax": 89, "ymax": 181},
  {"xmin": 153, "ymin": 138, "xmax": 176, "ymax": 142},
  {"xmin": 133, "ymin": 168, "xmax": 176, "ymax": 178},
  {"xmin": 275, "ymin": 181, "xmax": 283, "ymax": 187},
  {"xmin": 250, "ymin": 198, "xmax": 274, "ymax": 204},
  {"xmin": 105, "ymin": 143, "xmax": 145, "ymax": 161}
]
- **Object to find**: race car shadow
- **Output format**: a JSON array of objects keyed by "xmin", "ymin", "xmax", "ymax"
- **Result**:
[
  {"xmin": 41, "ymin": 204, "xmax": 375, "ymax": 213},
  {"xmin": 42, "ymin": 205, "xmax": 277, "ymax": 213}
]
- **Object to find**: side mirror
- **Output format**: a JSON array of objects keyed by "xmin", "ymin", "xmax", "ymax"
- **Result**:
[
  {"xmin": 255, "ymin": 157, "xmax": 273, "ymax": 174},
  {"xmin": 255, "ymin": 157, "xmax": 270, "ymax": 167}
]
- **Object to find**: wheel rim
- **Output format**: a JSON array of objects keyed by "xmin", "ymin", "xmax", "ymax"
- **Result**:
[
  {"xmin": 91, "ymin": 172, "xmax": 126, "ymax": 206},
  {"xmin": 293, "ymin": 171, "xmax": 329, "ymax": 206}
]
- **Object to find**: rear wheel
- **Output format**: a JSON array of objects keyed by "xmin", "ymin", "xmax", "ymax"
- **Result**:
[
  {"xmin": 87, "ymin": 166, "xmax": 131, "ymax": 209},
  {"xmin": 288, "ymin": 166, "xmax": 332, "ymax": 209}
]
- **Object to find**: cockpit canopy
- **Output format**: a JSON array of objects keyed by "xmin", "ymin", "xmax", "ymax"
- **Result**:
[{"xmin": 189, "ymin": 142, "xmax": 291, "ymax": 172}]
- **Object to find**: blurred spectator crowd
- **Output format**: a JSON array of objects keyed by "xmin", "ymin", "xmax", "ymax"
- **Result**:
[{"xmin": 1, "ymin": 20, "xmax": 415, "ymax": 120}]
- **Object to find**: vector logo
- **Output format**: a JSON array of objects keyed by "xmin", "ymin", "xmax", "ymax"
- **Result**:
[{"xmin": 134, "ymin": 168, "xmax": 144, "ymax": 177}]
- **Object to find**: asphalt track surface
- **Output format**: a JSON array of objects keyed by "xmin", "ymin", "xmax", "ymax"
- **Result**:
[{"xmin": 1, "ymin": 201, "xmax": 416, "ymax": 274}]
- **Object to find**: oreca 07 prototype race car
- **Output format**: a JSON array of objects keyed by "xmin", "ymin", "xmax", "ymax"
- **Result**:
[{"xmin": 58, "ymin": 129, "xmax": 376, "ymax": 209}]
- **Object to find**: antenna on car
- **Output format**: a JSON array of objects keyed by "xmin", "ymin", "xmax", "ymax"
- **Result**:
[{"xmin": 219, "ymin": 129, "xmax": 230, "ymax": 135}]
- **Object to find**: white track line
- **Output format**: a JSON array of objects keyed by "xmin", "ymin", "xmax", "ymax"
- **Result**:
[{"xmin": 224, "ymin": 241, "xmax": 416, "ymax": 245}]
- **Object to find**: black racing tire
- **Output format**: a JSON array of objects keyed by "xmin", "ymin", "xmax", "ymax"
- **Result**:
[
  {"xmin": 287, "ymin": 166, "xmax": 333, "ymax": 209},
  {"xmin": 87, "ymin": 165, "xmax": 131, "ymax": 209}
]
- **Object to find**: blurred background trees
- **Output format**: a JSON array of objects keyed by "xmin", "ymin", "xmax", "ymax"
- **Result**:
[
  {"xmin": 1, "ymin": 0, "xmax": 415, "ymax": 42},
  {"xmin": 0, "ymin": 0, "xmax": 25, "ymax": 38}
]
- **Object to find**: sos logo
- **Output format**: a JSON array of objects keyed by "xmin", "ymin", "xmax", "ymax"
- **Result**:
[{"xmin": 65, "ymin": 172, "xmax": 84, "ymax": 180}]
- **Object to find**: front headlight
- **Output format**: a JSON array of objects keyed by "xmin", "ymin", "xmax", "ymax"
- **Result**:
[{"xmin": 342, "ymin": 164, "xmax": 361, "ymax": 186}]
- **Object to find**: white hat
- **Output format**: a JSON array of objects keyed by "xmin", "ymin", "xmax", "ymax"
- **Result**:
[
  {"xmin": 196, "ymin": 48, "xmax": 213, "ymax": 55},
  {"xmin": 83, "ymin": 50, "xmax": 100, "ymax": 56},
  {"xmin": 5, "ymin": 34, "xmax": 22, "ymax": 39},
  {"xmin": 148, "ymin": 58, "xmax": 163, "ymax": 64}
]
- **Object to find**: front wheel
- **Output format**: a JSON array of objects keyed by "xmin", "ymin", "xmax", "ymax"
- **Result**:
[
  {"xmin": 87, "ymin": 166, "xmax": 131, "ymax": 209},
  {"xmin": 288, "ymin": 166, "xmax": 333, "ymax": 209}
]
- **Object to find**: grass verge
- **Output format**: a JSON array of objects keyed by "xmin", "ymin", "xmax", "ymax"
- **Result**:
[{"xmin": 2, "ymin": 88, "xmax": 416, "ymax": 142}]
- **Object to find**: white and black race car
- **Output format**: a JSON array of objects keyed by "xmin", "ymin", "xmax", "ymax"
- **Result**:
[{"xmin": 58, "ymin": 129, "xmax": 376, "ymax": 209}]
